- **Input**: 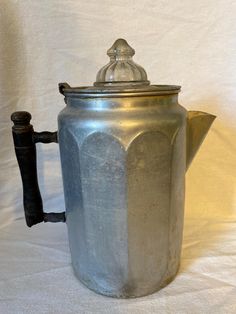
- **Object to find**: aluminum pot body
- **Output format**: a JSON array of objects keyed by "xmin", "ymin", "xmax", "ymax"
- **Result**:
[{"xmin": 58, "ymin": 90, "xmax": 187, "ymax": 298}]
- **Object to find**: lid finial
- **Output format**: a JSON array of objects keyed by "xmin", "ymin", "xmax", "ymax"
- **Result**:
[{"xmin": 94, "ymin": 38, "xmax": 150, "ymax": 86}]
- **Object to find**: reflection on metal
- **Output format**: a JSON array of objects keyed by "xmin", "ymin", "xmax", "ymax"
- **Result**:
[{"xmin": 127, "ymin": 131, "xmax": 171, "ymax": 295}]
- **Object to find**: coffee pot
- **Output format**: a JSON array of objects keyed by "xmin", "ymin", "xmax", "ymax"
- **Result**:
[{"xmin": 11, "ymin": 39, "xmax": 215, "ymax": 298}]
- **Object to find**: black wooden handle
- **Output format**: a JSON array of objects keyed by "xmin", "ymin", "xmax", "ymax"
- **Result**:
[{"xmin": 11, "ymin": 111, "xmax": 65, "ymax": 227}]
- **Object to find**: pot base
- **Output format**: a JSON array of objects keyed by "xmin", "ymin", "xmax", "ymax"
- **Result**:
[{"xmin": 73, "ymin": 265, "xmax": 180, "ymax": 298}]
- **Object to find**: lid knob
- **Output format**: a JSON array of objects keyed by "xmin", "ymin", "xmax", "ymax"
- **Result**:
[{"xmin": 94, "ymin": 38, "xmax": 150, "ymax": 87}]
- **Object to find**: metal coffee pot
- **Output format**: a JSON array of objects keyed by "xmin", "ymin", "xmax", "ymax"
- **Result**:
[{"xmin": 11, "ymin": 39, "xmax": 215, "ymax": 298}]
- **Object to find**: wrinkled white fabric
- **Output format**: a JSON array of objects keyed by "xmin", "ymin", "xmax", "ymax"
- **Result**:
[{"xmin": 0, "ymin": 0, "xmax": 236, "ymax": 313}]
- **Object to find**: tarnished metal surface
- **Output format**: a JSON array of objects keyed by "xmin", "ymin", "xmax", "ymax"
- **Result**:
[{"xmin": 58, "ymin": 92, "xmax": 190, "ymax": 297}]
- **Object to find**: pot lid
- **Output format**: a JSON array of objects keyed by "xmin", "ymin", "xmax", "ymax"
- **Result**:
[
  {"xmin": 94, "ymin": 38, "xmax": 150, "ymax": 87},
  {"xmin": 59, "ymin": 38, "xmax": 181, "ymax": 97}
]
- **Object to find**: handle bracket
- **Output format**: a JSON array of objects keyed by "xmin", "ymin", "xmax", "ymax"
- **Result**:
[{"xmin": 33, "ymin": 131, "xmax": 58, "ymax": 144}]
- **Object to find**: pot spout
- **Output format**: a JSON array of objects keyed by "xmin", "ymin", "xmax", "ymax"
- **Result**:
[{"xmin": 186, "ymin": 111, "xmax": 216, "ymax": 170}]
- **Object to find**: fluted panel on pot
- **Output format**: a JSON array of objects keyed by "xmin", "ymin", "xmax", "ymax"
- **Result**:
[
  {"xmin": 79, "ymin": 132, "xmax": 128, "ymax": 294},
  {"xmin": 126, "ymin": 131, "xmax": 171, "ymax": 295},
  {"xmin": 162, "ymin": 125, "xmax": 185, "ymax": 284},
  {"xmin": 58, "ymin": 129, "xmax": 88, "ymax": 276}
]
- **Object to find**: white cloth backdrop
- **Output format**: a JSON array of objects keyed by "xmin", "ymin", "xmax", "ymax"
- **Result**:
[{"xmin": 1, "ymin": 0, "xmax": 236, "ymax": 313}]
